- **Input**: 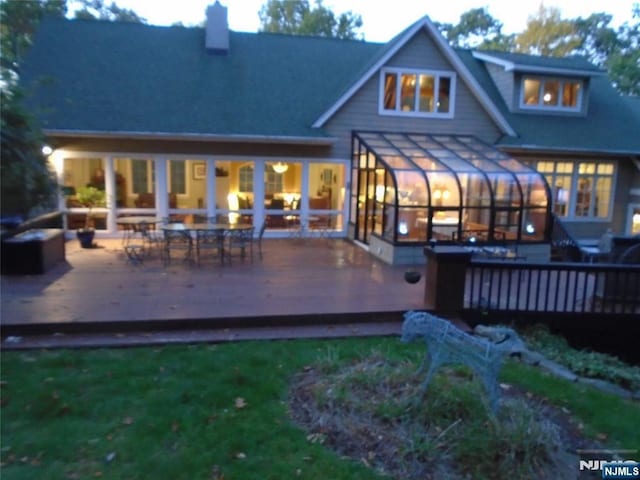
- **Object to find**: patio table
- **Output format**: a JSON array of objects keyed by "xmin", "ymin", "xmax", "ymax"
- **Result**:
[{"xmin": 160, "ymin": 223, "xmax": 253, "ymax": 265}]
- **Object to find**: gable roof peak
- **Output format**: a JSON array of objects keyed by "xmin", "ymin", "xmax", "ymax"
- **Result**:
[{"xmin": 313, "ymin": 13, "xmax": 515, "ymax": 136}]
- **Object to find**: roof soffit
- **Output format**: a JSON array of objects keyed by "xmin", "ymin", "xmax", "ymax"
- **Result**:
[{"xmin": 312, "ymin": 17, "xmax": 516, "ymax": 136}]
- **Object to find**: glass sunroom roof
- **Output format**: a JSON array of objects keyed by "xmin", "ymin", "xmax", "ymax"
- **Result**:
[{"xmin": 351, "ymin": 132, "xmax": 550, "ymax": 245}]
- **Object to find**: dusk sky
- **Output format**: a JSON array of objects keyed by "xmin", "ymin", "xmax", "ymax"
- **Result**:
[{"xmin": 101, "ymin": 0, "xmax": 637, "ymax": 42}]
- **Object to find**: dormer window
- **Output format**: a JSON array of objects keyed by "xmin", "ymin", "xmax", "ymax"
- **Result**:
[
  {"xmin": 380, "ymin": 68, "xmax": 456, "ymax": 118},
  {"xmin": 521, "ymin": 76, "xmax": 582, "ymax": 111}
]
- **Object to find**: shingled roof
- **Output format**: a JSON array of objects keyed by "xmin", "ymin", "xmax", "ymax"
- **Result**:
[
  {"xmin": 20, "ymin": 17, "xmax": 640, "ymax": 154},
  {"xmin": 20, "ymin": 18, "xmax": 382, "ymax": 140}
]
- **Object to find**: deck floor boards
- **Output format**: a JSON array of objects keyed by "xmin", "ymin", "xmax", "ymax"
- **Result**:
[{"xmin": 1, "ymin": 238, "xmax": 425, "ymax": 329}]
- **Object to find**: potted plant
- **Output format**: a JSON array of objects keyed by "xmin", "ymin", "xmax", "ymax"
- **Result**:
[{"xmin": 74, "ymin": 186, "xmax": 106, "ymax": 248}]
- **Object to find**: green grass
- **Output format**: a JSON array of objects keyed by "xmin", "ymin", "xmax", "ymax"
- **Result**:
[
  {"xmin": 1, "ymin": 337, "xmax": 639, "ymax": 479},
  {"xmin": 501, "ymin": 362, "xmax": 640, "ymax": 446}
]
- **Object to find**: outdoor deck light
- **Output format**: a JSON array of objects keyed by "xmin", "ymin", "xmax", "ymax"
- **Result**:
[{"xmin": 41, "ymin": 145, "xmax": 53, "ymax": 156}]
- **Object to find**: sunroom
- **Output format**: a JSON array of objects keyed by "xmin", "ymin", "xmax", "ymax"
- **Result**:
[{"xmin": 350, "ymin": 132, "xmax": 552, "ymax": 264}]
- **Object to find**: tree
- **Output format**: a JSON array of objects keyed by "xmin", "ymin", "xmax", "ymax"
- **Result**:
[
  {"xmin": 0, "ymin": 87, "xmax": 58, "ymax": 218},
  {"xmin": 0, "ymin": 0, "xmax": 66, "ymax": 79},
  {"xmin": 258, "ymin": 0, "xmax": 362, "ymax": 40},
  {"xmin": 572, "ymin": 13, "xmax": 619, "ymax": 66},
  {"xmin": 515, "ymin": 5, "xmax": 581, "ymax": 57},
  {"xmin": 606, "ymin": 5, "xmax": 640, "ymax": 95},
  {"xmin": 71, "ymin": 0, "xmax": 145, "ymax": 23},
  {"xmin": 436, "ymin": 7, "xmax": 514, "ymax": 51}
]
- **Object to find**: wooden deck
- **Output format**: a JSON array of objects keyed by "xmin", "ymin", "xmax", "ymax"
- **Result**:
[{"xmin": 0, "ymin": 237, "xmax": 426, "ymax": 333}]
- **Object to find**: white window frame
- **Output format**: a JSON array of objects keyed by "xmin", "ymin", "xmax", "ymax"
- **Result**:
[
  {"xmin": 379, "ymin": 67, "xmax": 456, "ymax": 119},
  {"xmin": 168, "ymin": 159, "xmax": 187, "ymax": 195},
  {"xmin": 129, "ymin": 158, "xmax": 154, "ymax": 195},
  {"xmin": 264, "ymin": 170, "xmax": 284, "ymax": 194},
  {"xmin": 239, "ymin": 164, "xmax": 254, "ymax": 193},
  {"xmin": 537, "ymin": 160, "xmax": 616, "ymax": 222},
  {"xmin": 520, "ymin": 76, "xmax": 583, "ymax": 112},
  {"xmin": 627, "ymin": 203, "xmax": 640, "ymax": 235}
]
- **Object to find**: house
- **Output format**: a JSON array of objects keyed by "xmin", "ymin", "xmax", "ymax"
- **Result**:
[{"xmin": 20, "ymin": 2, "xmax": 640, "ymax": 264}]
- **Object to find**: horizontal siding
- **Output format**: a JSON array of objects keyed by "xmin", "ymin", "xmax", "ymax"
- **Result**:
[
  {"xmin": 485, "ymin": 63, "xmax": 514, "ymax": 111},
  {"xmin": 323, "ymin": 29, "xmax": 503, "ymax": 158}
]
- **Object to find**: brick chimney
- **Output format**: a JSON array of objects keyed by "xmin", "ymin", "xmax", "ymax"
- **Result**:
[{"xmin": 206, "ymin": 1, "xmax": 229, "ymax": 54}]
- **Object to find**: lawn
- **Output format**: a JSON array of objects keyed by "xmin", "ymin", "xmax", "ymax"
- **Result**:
[{"xmin": 1, "ymin": 336, "xmax": 639, "ymax": 479}]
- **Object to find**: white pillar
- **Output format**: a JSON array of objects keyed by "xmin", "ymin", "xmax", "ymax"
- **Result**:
[
  {"xmin": 301, "ymin": 161, "xmax": 310, "ymax": 226},
  {"xmin": 254, "ymin": 160, "xmax": 265, "ymax": 228},
  {"xmin": 105, "ymin": 155, "xmax": 116, "ymax": 232},
  {"xmin": 155, "ymin": 156, "xmax": 168, "ymax": 219},
  {"xmin": 206, "ymin": 157, "xmax": 216, "ymax": 220}
]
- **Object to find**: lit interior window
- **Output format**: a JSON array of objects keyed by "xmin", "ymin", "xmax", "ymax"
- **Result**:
[
  {"xmin": 542, "ymin": 80, "xmax": 559, "ymax": 105},
  {"xmin": 383, "ymin": 73, "xmax": 397, "ymax": 110},
  {"xmin": 522, "ymin": 77, "xmax": 581, "ymax": 111}
]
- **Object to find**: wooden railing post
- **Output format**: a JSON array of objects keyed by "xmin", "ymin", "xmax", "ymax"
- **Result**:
[{"xmin": 423, "ymin": 245, "xmax": 473, "ymax": 312}]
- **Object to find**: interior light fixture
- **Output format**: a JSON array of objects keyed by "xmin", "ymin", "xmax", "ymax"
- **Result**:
[
  {"xmin": 272, "ymin": 162, "xmax": 288, "ymax": 174},
  {"xmin": 525, "ymin": 223, "xmax": 536, "ymax": 235},
  {"xmin": 227, "ymin": 193, "xmax": 239, "ymax": 224},
  {"xmin": 557, "ymin": 187, "xmax": 569, "ymax": 204}
]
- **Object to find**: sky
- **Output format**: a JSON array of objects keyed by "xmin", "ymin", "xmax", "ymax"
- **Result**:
[{"xmin": 108, "ymin": 0, "xmax": 637, "ymax": 42}]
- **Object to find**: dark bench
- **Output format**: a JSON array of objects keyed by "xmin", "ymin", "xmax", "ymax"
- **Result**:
[{"xmin": 1, "ymin": 228, "xmax": 66, "ymax": 275}]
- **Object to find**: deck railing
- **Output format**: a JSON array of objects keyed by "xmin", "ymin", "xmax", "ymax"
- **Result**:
[
  {"xmin": 464, "ymin": 259, "xmax": 640, "ymax": 315},
  {"xmin": 549, "ymin": 213, "xmax": 582, "ymax": 262}
]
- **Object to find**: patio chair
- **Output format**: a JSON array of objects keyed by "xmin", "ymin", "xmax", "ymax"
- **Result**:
[
  {"xmin": 257, "ymin": 221, "xmax": 266, "ymax": 259},
  {"xmin": 163, "ymin": 228, "xmax": 194, "ymax": 265},
  {"xmin": 139, "ymin": 220, "xmax": 164, "ymax": 257},
  {"xmin": 196, "ymin": 229, "xmax": 224, "ymax": 266},
  {"xmin": 124, "ymin": 243, "xmax": 145, "ymax": 265},
  {"xmin": 310, "ymin": 213, "xmax": 334, "ymax": 238},
  {"xmin": 224, "ymin": 227, "xmax": 255, "ymax": 264}
]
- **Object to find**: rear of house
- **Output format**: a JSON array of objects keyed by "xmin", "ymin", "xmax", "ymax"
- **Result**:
[{"xmin": 19, "ymin": 2, "xmax": 640, "ymax": 264}]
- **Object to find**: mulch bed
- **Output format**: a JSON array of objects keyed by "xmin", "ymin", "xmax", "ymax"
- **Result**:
[{"xmin": 288, "ymin": 358, "xmax": 602, "ymax": 480}]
